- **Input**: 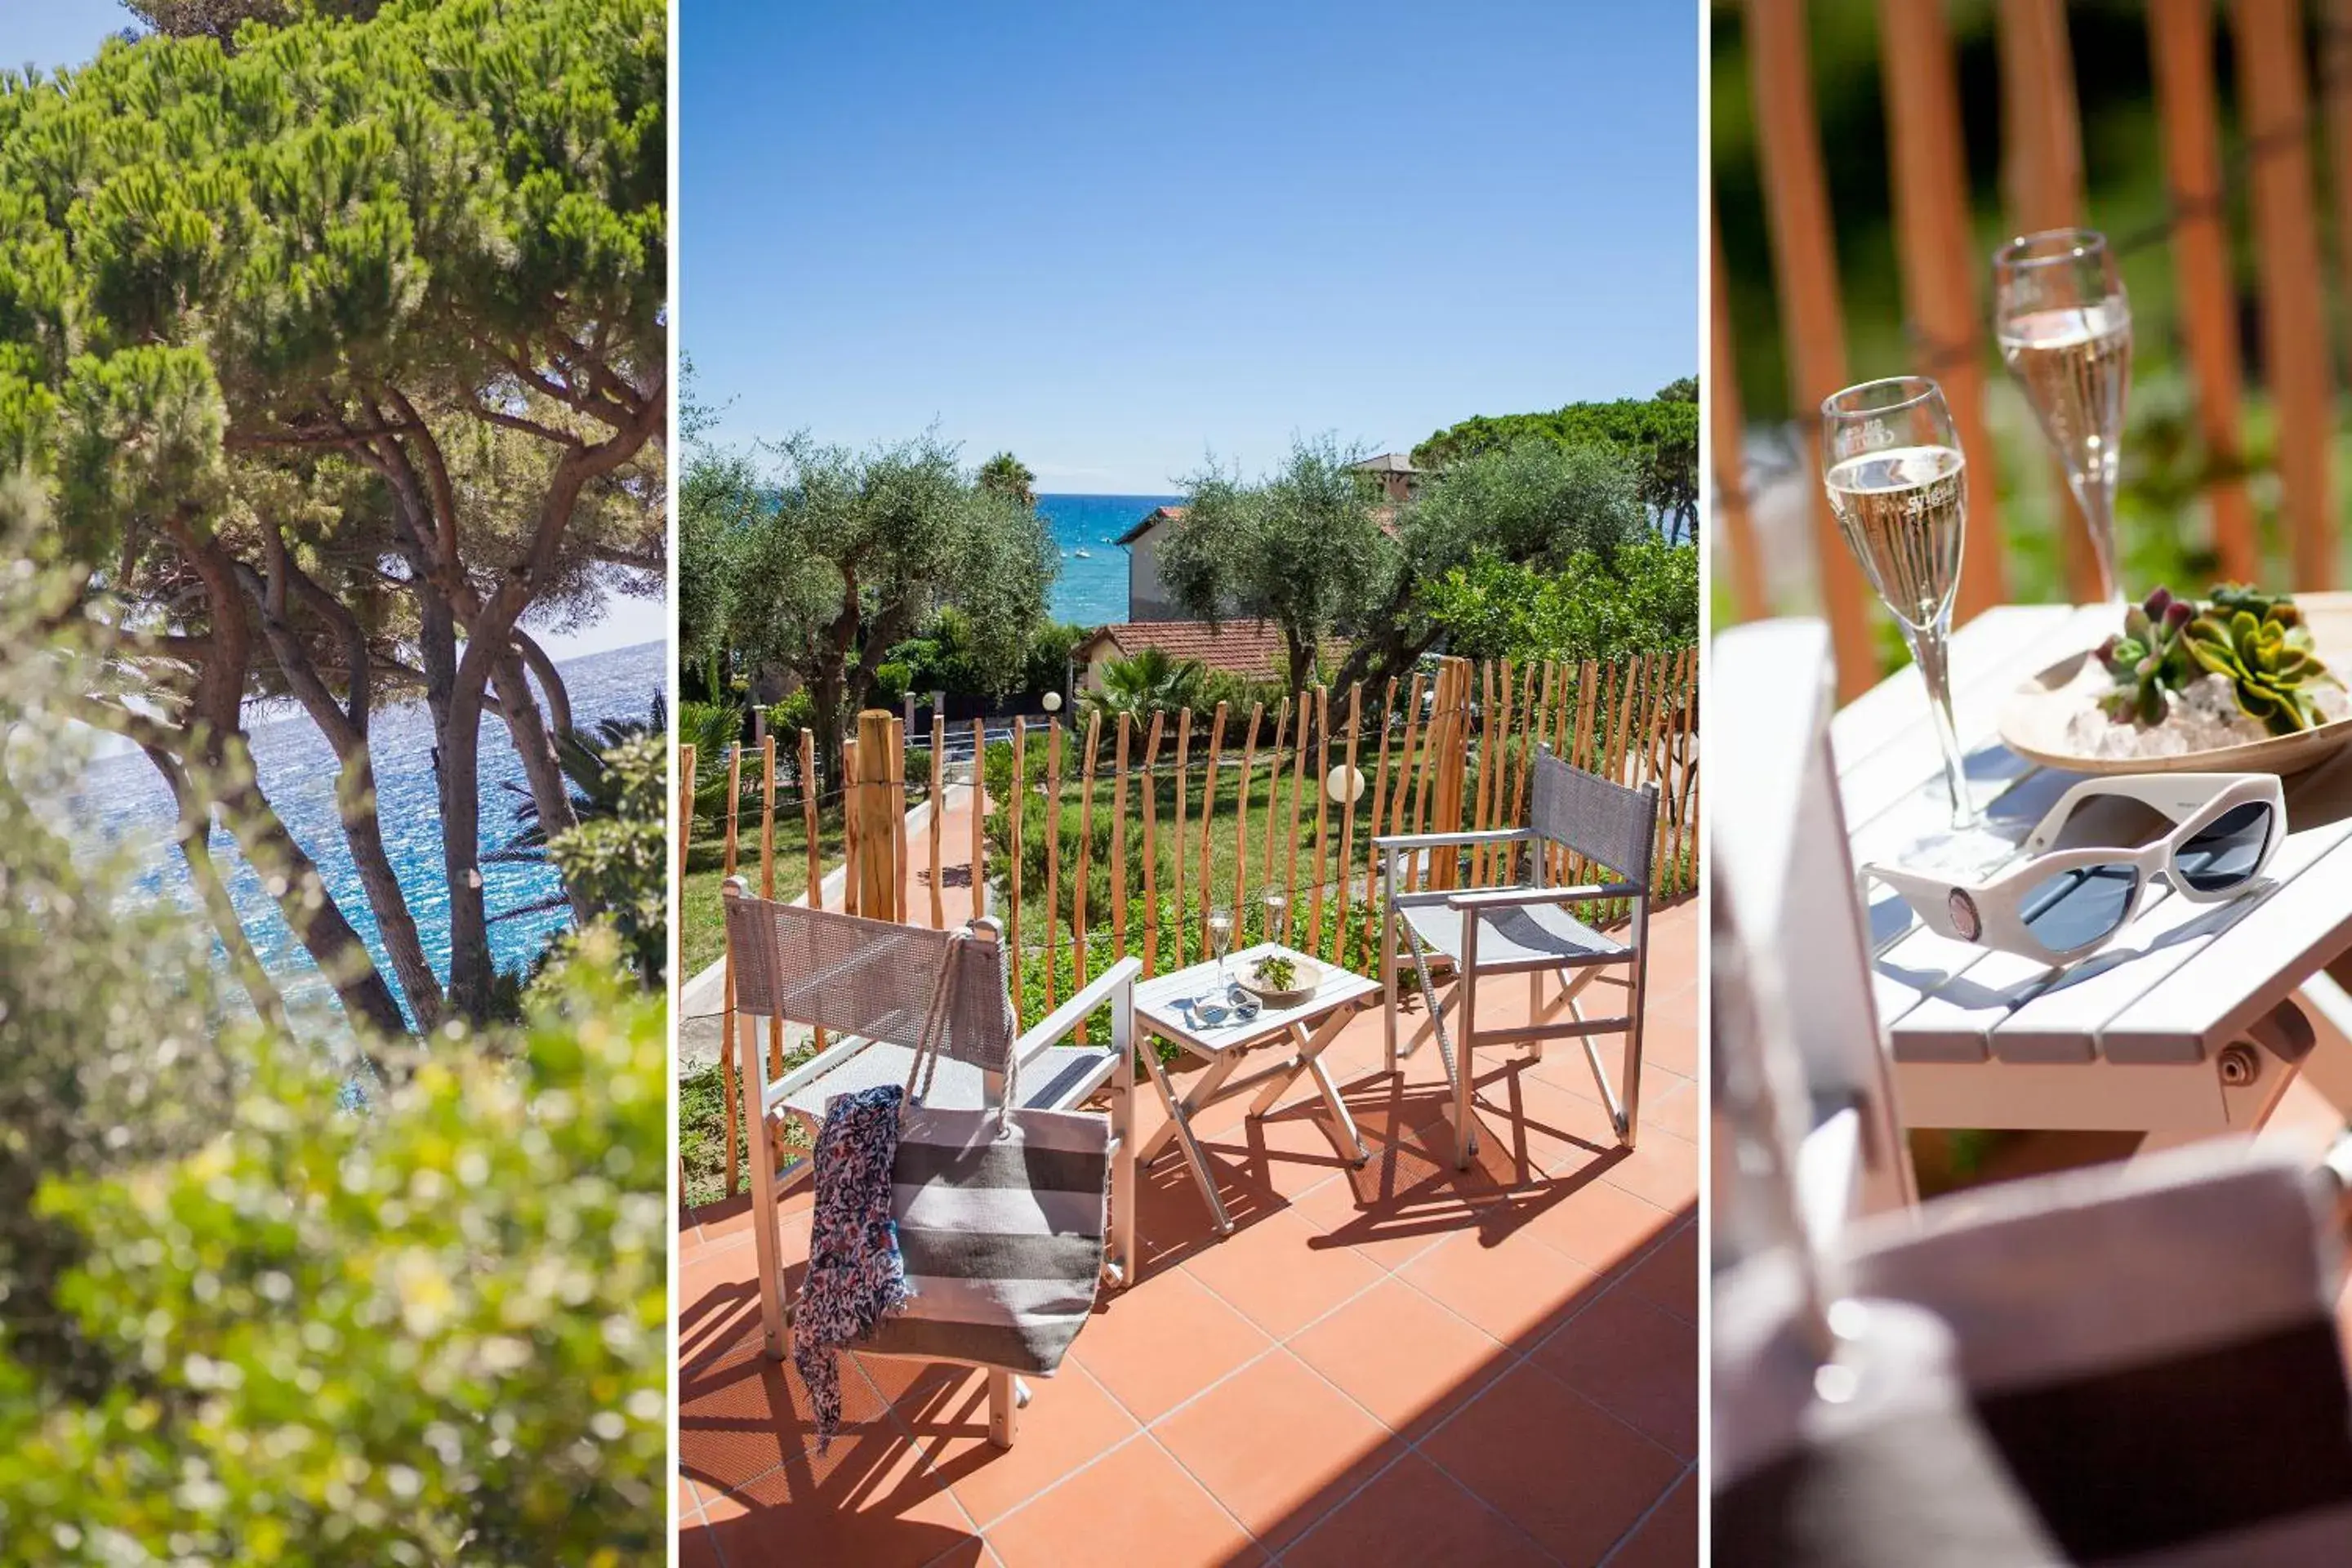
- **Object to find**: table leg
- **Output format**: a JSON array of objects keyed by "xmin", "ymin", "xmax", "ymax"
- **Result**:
[
  {"xmin": 1247, "ymin": 1010, "xmax": 1370, "ymax": 1166},
  {"xmin": 1137, "ymin": 1036, "xmax": 1235, "ymax": 1234}
]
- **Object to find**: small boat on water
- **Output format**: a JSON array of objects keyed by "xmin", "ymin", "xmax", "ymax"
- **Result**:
[{"xmin": 1072, "ymin": 548, "xmax": 1092, "ymax": 559}]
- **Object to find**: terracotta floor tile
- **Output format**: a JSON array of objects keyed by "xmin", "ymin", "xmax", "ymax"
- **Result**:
[
  {"xmin": 1132, "ymin": 1147, "xmax": 1292, "ymax": 1271},
  {"xmin": 1152, "ymin": 1348, "xmax": 1398, "ymax": 1550},
  {"xmin": 1290, "ymin": 1146, "xmax": 1496, "ymax": 1276},
  {"xmin": 1606, "ymin": 1470, "xmax": 1697, "ymax": 1568},
  {"xmin": 678, "ymin": 1525, "xmax": 724, "ymax": 1568},
  {"xmin": 678, "ymin": 1326, "xmax": 889, "ymax": 1496},
  {"xmin": 1069, "ymin": 1268, "xmax": 1276, "ymax": 1424},
  {"xmin": 1183, "ymin": 1203, "xmax": 1386, "ymax": 1339},
  {"xmin": 1621, "ymin": 1219, "xmax": 1698, "ymax": 1324},
  {"xmin": 1423, "ymin": 1363, "xmax": 1682, "ymax": 1567},
  {"xmin": 897, "ymin": 1361, "xmax": 1144, "ymax": 1529},
  {"xmin": 1531, "ymin": 1286, "xmax": 1698, "ymax": 1459},
  {"xmin": 1196, "ymin": 1100, "xmax": 1361, "ymax": 1202},
  {"xmin": 702, "ymin": 1425, "xmax": 981, "ymax": 1568},
  {"xmin": 1279, "ymin": 1450, "xmax": 1552, "ymax": 1568},
  {"xmin": 1641, "ymin": 1072, "xmax": 1699, "ymax": 1143},
  {"xmin": 1598, "ymin": 1129, "xmax": 1699, "ymax": 1213},
  {"xmin": 1399, "ymin": 1228, "xmax": 1599, "ymax": 1345},
  {"xmin": 1520, "ymin": 1178, "xmax": 1677, "ymax": 1276},
  {"xmin": 1289, "ymin": 1276, "xmax": 1511, "ymax": 1439},
  {"xmin": 986, "ymin": 1435, "xmax": 1263, "ymax": 1568}
]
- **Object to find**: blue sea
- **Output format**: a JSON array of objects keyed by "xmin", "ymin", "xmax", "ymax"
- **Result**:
[
  {"xmin": 74, "ymin": 640, "xmax": 666, "ymax": 1022},
  {"xmin": 1037, "ymin": 493, "xmax": 1180, "ymax": 626}
]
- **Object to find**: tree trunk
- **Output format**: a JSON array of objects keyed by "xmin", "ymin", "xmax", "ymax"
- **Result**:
[
  {"xmin": 141, "ymin": 744, "xmax": 285, "ymax": 1031},
  {"xmin": 492, "ymin": 645, "xmax": 590, "ymax": 922},
  {"xmin": 212, "ymin": 770, "xmax": 408, "ymax": 1044},
  {"xmin": 511, "ymin": 628, "xmax": 576, "ymax": 735},
  {"xmin": 417, "ymin": 586, "xmax": 496, "ymax": 1016}
]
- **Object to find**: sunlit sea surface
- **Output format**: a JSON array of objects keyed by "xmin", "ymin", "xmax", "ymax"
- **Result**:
[{"xmin": 71, "ymin": 640, "xmax": 665, "ymax": 1022}]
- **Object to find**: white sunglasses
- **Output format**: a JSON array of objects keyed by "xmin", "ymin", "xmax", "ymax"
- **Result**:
[{"xmin": 1861, "ymin": 773, "xmax": 2287, "ymax": 966}]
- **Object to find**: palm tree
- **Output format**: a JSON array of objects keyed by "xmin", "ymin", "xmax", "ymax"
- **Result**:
[
  {"xmin": 1084, "ymin": 648, "xmax": 1205, "ymax": 723},
  {"xmin": 491, "ymin": 696, "xmax": 668, "ymax": 868},
  {"xmin": 978, "ymin": 451, "xmax": 1038, "ymax": 510}
]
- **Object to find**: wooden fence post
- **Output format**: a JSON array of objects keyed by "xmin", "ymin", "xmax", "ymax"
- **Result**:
[
  {"xmin": 1196, "ymin": 702, "xmax": 1228, "ymax": 952},
  {"xmin": 1307, "ymin": 684, "xmax": 1334, "ymax": 952},
  {"xmin": 2234, "ymin": 0, "xmax": 2336, "ymax": 589},
  {"xmin": 1235, "ymin": 702, "xmax": 1264, "ymax": 926},
  {"xmin": 1111, "ymin": 713, "xmax": 1130, "ymax": 964},
  {"xmin": 929, "ymin": 715, "xmax": 946, "ymax": 928},
  {"xmin": 851, "ymin": 710, "xmax": 902, "ymax": 922},
  {"xmin": 1071, "ymin": 712, "xmax": 1102, "ymax": 1040},
  {"xmin": 1009, "ymin": 719, "xmax": 1027, "ymax": 1024},
  {"xmin": 2150, "ymin": 0, "xmax": 2259, "ymax": 583},
  {"xmin": 1746, "ymin": 0, "xmax": 1871, "ymax": 693},
  {"xmin": 969, "ymin": 717, "xmax": 986, "ymax": 921},
  {"xmin": 1044, "ymin": 719, "xmax": 1062, "ymax": 1012},
  {"xmin": 1282, "ymin": 688, "xmax": 1312, "ymax": 941},
  {"xmin": 1710, "ymin": 198, "xmax": 1771, "ymax": 621},
  {"xmin": 1141, "ymin": 712, "xmax": 1165, "ymax": 974},
  {"xmin": 721, "ymin": 741, "xmax": 742, "ymax": 1199},
  {"xmin": 1169, "ymin": 707, "xmax": 1192, "ymax": 969}
]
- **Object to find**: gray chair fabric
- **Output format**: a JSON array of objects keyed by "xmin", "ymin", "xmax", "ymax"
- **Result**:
[
  {"xmin": 1395, "ymin": 897, "xmax": 1632, "ymax": 971},
  {"xmin": 775, "ymin": 1041, "xmax": 1121, "ymax": 1124},
  {"xmin": 1530, "ymin": 745, "xmax": 1659, "ymax": 889},
  {"xmin": 725, "ymin": 897, "xmax": 1018, "ymax": 1075}
]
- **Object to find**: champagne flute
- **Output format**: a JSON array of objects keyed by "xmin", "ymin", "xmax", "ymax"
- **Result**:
[
  {"xmin": 1207, "ymin": 904, "xmax": 1234, "ymax": 996},
  {"xmin": 1262, "ymin": 888, "xmax": 1290, "ymax": 952},
  {"xmin": 1994, "ymin": 228, "xmax": 2132, "ymax": 607},
  {"xmin": 1820, "ymin": 376, "xmax": 1976, "ymax": 830}
]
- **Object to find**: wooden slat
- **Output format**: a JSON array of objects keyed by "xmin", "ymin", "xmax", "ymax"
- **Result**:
[
  {"xmin": 1258, "ymin": 697, "xmax": 1287, "ymax": 895},
  {"xmin": 969, "ymin": 719, "xmax": 985, "ymax": 923},
  {"xmin": 1307, "ymin": 684, "xmax": 1334, "ymax": 951},
  {"xmin": 1508, "ymin": 658, "xmax": 1539, "ymax": 844},
  {"xmin": 800, "ymin": 729, "xmax": 820, "ymax": 912},
  {"xmin": 1043, "ymin": 719, "xmax": 1062, "ymax": 1012},
  {"xmin": 1170, "ymin": 706, "xmax": 1192, "ymax": 969},
  {"xmin": 721, "ymin": 740, "xmax": 742, "ymax": 1197},
  {"xmin": 1196, "ymin": 702, "xmax": 1228, "ymax": 951},
  {"xmin": 1471, "ymin": 659, "xmax": 1499, "ymax": 884},
  {"xmin": 1283, "ymin": 688, "xmax": 1312, "ymax": 940},
  {"xmin": 2234, "ymin": 0, "xmax": 2336, "ymax": 590},
  {"xmin": 1878, "ymin": 0, "xmax": 2008, "ymax": 616},
  {"xmin": 1745, "ymin": 0, "xmax": 1872, "ymax": 693},
  {"xmin": 928, "ymin": 716, "xmax": 945, "ymax": 928},
  {"xmin": 677, "ymin": 744, "xmax": 695, "ymax": 889},
  {"xmin": 890, "ymin": 716, "xmax": 910, "ymax": 924},
  {"xmin": 1326, "ymin": 682, "xmax": 1362, "ymax": 963},
  {"xmin": 1111, "ymin": 713, "xmax": 1130, "ymax": 962},
  {"xmin": 1140, "ymin": 711, "xmax": 1165, "ymax": 974},
  {"xmin": 1009, "ymin": 719, "xmax": 1027, "ymax": 1025},
  {"xmin": 1390, "ymin": 671, "xmax": 1427, "ymax": 847},
  {"xmin": 760, "ymin": 733, "xmax": 777, "ymax": 899},
  {"xmin": 1234, "ymin": 701, "xmax": 1264, "ymax": 924},
  {"xmin": 1071, "ymin": 710, "xmax": 1102, "ymax": 1038},
  {"xmin": 1710, "ymin": 197, "xmax": 1771, "ymax": 621},
  {"xmin": 1995, "ymin": 0, "xmax": 2104, "ymax": 604},
  {"xmin": 1358, "ymin": 676, "xmax": 1400, "ymax": 970},
  {"xmin": 2150, "ymin": 0, "xmax": 2261, "ymax": 582}
]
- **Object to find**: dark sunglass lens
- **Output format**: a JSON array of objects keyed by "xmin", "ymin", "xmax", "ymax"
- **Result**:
[
  {"xmin": 2019, "ymin": 863, "xmax": 2139, "ymax": 952},
  {"xmin": 2176, "ymin": 802, "xmax": 2274, "ymax": 892}
]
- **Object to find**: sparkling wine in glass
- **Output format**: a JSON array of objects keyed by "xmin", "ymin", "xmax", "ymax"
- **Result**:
[
  {"xmin": 1207, "ymin": 905, "xmax": 1234, "ymax": 993},
  {"xmin": 1821, "ymin": 376, "xmax": 1976, "ymax": 830},
  {"xmin": 1994, "ymin": 228, "xmax": 2132, "ymax": 606},
  {"xmin": 1262, "ymin": 889, "xmax": 1289, "ymax": 951}
]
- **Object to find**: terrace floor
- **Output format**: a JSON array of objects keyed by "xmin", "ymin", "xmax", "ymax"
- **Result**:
[{"xmin": 677, "ymin": 828, "xmax": 1698, "ymax": 1567}]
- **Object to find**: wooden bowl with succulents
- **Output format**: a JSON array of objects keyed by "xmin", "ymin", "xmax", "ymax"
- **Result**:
[
  {"xmin": 1998, "ymin": 586, "xmax": 2352, "ymax": 777},
  {"xmin": 1236, "ymin": 951, "xmax": 1322, "ymax": 1009}
]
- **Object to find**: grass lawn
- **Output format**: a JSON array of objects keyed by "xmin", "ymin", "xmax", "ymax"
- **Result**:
[{"xmin": 679, "ymin": 803, "xmax": 846, "ymax": 978}]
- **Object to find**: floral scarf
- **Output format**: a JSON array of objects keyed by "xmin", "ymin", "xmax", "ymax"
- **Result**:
[{"xmin": 791, "ymin": 1083, "xmax": 914, "ymax": 1450}]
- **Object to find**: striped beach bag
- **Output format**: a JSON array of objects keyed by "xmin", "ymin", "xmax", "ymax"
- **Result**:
[{"xmin": 859, "ymin": 933, "xmax": 1110, "ymax": 1377}]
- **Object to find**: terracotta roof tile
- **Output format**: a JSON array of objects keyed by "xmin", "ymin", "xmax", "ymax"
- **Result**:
[
  {"xmin": 1114, "ymin": 505, "xmax": 1187, "ymax": 546},
  {"xmin": 1076, "ymin": 620, "xmax": 1348, "ymax": 680}
]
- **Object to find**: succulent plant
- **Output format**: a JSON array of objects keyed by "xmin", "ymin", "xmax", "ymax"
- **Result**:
[
  {"xmin": 2181, "ymin": 586, "xmax": 2341, "ymax": 734},
  {"xmin": 2098, "ymin": 586, "xmax": 2198, "ymax": 725},
  {"xmin": 1251, "ymin": 954, "xmax": 1297, "ymax": 991}
]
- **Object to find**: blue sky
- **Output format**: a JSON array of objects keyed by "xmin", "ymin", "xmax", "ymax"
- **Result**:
[
  {"xmin": 0, "ymin": 0, "xmax": 664, "ymax": 658},
  {"xmin": 684, "ymin": 1, "xmax": 1699, "ymax": 492}
]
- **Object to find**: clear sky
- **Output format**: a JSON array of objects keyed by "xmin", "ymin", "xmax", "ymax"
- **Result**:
[
  {"xmin": 683, "ymin": 0, "xmax": 1699, "ymax": 493},
  {"xmin": 0, "ymin": 0, "xmax": 665, "ymax": 659},
  {"xmin": 1, "ymin": 0, "xmax": 139, "ymax": 72}
]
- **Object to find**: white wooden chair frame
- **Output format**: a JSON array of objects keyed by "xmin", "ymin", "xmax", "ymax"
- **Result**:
[{"xmin": 722, "ymin": 877, "xmax": 1140, "ymax": 1448}]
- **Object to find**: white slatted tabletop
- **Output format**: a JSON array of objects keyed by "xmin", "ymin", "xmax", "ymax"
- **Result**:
[{"xmin": 1840, "ymin": 595, "xmax": 2352, "ymax": 1134}]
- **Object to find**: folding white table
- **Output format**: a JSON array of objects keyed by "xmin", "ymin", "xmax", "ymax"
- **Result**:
[
  {"xmin": 1838, "ymin": 596, "xmax": 2352, "ymax": 1144},
  {"xmin": 1133, "ymin": 942, "xmax": 1377, "ymax": 1234}
]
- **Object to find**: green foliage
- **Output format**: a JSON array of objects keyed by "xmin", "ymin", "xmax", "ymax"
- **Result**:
[
  {"xmin": 0, "ymin": 936, "xmax": 668, "ymax": 1564},
  {"xmin": 1085, "ymin": 647, "xmax": 1205, "ymax": 724},
  {"xmin": 977, "ymin": 451, "xmax": 1038, "ymax": 510},
  {"xmin": 683, "ymin": 433, "xmax": 1057, "ymax": 774},
  {"xmin": 1160, "ymin": 435, "xmax": 1391, "ymax": 696},
  {"xmin": 544, "ymin": 737, "xmax": 669, "ymax": 987},
  {"xmin": 871, "ymin": 660, "xmax": 912, "ymax": 712},
  {"xmin": 1420, "ymin": 541, "xmax": 1699, "ymax": 667},
  {"xmin": 2183, "ymin": 588, "xmax": 2340, "ymax": 733},
  {"xmin": 1412, "ymin": 385, "xmax": 1699, "ymax": 543}
]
